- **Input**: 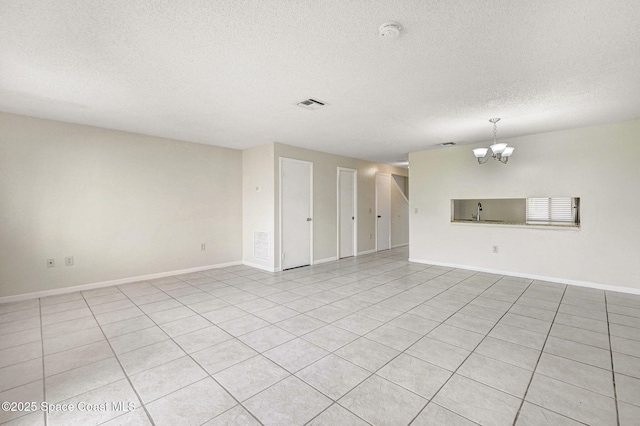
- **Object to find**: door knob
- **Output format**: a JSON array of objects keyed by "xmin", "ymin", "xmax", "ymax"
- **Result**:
[{"xmin": 307, "ymin": 218, "xmax": 312, "ymax": 221}]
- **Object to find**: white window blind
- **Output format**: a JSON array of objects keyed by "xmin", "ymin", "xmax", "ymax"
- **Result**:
[{"xmin": 526, "ymin": 197, "xmax": 576, "ymax": 225}]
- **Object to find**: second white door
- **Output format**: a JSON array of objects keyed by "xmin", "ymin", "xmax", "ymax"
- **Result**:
[
  {"xmin": 281, "ymin": 158, "xmax": 312, "ymax": 269},
  {"xmin": 338, "ymin": 168, "xmax": 356, "ymax": 258},
  {"xmin": 376, "ymin": 173, "xmax": 391, "ymax": 251}
]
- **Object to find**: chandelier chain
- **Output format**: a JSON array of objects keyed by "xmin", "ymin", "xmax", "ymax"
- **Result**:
[{"xmin": 489, "ymin": 117, "xmax": 500, "ymax": 144}]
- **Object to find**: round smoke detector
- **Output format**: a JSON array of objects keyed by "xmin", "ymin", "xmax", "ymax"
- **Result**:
[{"xmin": 379, "ymin": 22, "xmax": 401, "ymax": 38}]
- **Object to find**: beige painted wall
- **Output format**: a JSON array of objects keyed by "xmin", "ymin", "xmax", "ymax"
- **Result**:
[
  {"xmin": 392, "ymin": 174, "xmax": 409, "ymax": 199},
  {"xmin": 274, "ymin": 143, "xmax": 408, "ymax": 270},
  {"xmin": 0, "ymin": 113, "xmax": 243, "ymax": 298},
  {"xmin": 242, "ymin": 143, "xmax": 276, "ymax": 270},
  {"xmin": 391, "ymin": 179, "xmax": 410, "ymax": 247},
  {"xmin": 409, "ymin": 119, "xmax": 640, "ymax": 291}
]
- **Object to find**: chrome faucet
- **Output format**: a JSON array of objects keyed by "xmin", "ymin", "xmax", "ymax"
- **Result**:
[{"xmin": 477, "ymin": 202, "xmax": 482, "ymax": 221}]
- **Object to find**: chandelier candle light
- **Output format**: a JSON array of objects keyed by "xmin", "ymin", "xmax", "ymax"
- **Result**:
[{"xmin": 473, "ymin": 118, "xmax": 515, "ymax": 164}]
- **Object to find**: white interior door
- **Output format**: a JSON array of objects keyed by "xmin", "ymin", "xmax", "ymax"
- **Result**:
[
  {"xmin": 281, "ymin": 158, "xmax": 312, "ymax": 269},
  {"xmin": 376, "ymin": 173, "xmax": 391, "ymax": 251},
  {"xmin": 338, "ymin": 168, "xmax": 356, "ymax": 258}
]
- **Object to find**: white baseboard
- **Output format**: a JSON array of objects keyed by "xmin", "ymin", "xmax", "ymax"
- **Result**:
[
  {"xmin": 314, "ymin": 257, "xmax": 337, "ymax": 265},
  {"xmin": 242, "ymin": 261, "xmax": 277, "ymax": 273},
  {"xmin": 391, "ymin": 243, "xmax": 408, "ymax": 249},
  {"xmin": 408, "ymin": 258, "xmax": 640, "ymax": 295},
  {"xmin": 357, "ymin": 249, "xmax": 376, "ymax": 256},
  {"xmin": 0, "ymin": 261, "xmax": 243, "ymax": 304}
]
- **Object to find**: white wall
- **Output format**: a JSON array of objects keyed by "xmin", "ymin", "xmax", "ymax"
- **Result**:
[
  {"xmin": 274, "ymin": 143, "xmax": 408, "ymax": 270},
  {"xmin": 0, "ymin": 112, "xmax": 243, "ymax": 298},
  {"xmin": 409, "ymin": 119, "xmax": 640, "ymax": 291},
  {"xmin": 242, "ymin": 143, "xmax": 276, "ymax": 271}
]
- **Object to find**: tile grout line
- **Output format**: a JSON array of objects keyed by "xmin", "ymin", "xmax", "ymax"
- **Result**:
[
  {"xmin": 511, "ymin": 285, "xmax": 568, "ymax": 425},
  {"xmin": 184, "ymin": 252, "xmax": 432, "ymax": 424},
  {"xmin": 327, "ymin": 271, "xmax": 492, "ymax": 425},
  {"xmin": 0, "ymin": 304, "xmax": 49, "ymax": 422},
  {"xmin": 546, "ymin": 322, "xmax": 610, "ymax": 348},
  {"xmin": 2, "ymin": 253, "xmax": 434, "ymax": 426},
  {"xmin": 79, "ymin": 291, "xmax": 157, "ymax": 426},
  {"xmin": 39, "ymin": 297, "xmax": 48, "ymax": 426},
  {"xmin": 7, "ymin": 255, "xmax": 376, "ymax": 424},
  {"xmin": 507, "ymin": 296, "xmax": 619, "ymax": 372},
  {"xmin": 114, "ymin": 277, "xmax": 267, "ymax": 426},
  {"xmin": 229, "ymin": 256, "xmax": 413, "ymax": 422},
  {"xmin": 279, "ymin": 265, "xmax": 406, "ymax": 418},
  {"xmin": 100, "ymin": 282, "xmax": 247, "ymax": 422},
  {"xmin": 309, "ymin": 270, "xmax": 536, "ymax": 422},
  {"xmin": 304, "ymin": 266, "xmax": 563, "ymax": 424},
  {"xmin": 12, "ymin": 249, "xmax": 630, "ymax": 426},
  {"xmin": 276, "ymin": 266, "xmax": 462, "ymax": 424},
  {"xmin": 513, "ymin": 293, "xmax": 622, "ymax": 423},
  {"xmin": 78, "ymin": 270, "xmax": 299, "ymax": 421},
  {"xmin": 223, "ymin": 253, "xmax": 419, "ymax": 424},
  {"xmin": 604, "ymin": 292, "xmax": 621, "ymax": 426},
  {"xmin": 208, "ymin": 254, "xmax": 437, "ymax": 424},
  {"xmin": 406, "ymin": 274, "xmax": 538, "ymax": 426}
]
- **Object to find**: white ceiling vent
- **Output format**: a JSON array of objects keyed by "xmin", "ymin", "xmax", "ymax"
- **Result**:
[{"xmin": 297, "ymin": 98, "xmax": 328, "ymax": 111}]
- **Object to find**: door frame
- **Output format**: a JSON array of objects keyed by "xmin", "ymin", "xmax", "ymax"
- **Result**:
[
  {"xmin": 375, "ymin": 172, "xmax": 391, "ymax": 252},
  {"xmin": 279, "ymin": 157, "xmax": 314, "ymax": 270},
  {"xmin": 336, "ymin": 167, "xmax": 358, "ymax": 259}
]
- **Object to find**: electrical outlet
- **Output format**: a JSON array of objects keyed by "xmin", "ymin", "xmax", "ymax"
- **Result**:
[
  {"xmin": 201, "ymin": 243, "xmax": 206, "ymax": 251},
  {"xmin": 492, "ymin": 245, "xmax": 499, "ymax": 254},
  {"xmin": 369, "ymin": 233, "xmax": 373, "ymax": 239},
  {"xmin": 65, "ymin": 256, "xmax": 74, "ymax": 266},
  {"xmin": 414, "ymin": 207, "xmax": 419, "ymax": 214},
  {"xmin": 47, "ymin": 259, "xmax": 55, "ymax": 268},
  {"xmin": 369, "ymin": 208, "xmax": 372, "ymax": 214}
]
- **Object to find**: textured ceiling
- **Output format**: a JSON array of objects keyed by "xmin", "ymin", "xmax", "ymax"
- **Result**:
[{"xmin": 1, "ymin": 0, "xmax": 639, "ymax": 164}]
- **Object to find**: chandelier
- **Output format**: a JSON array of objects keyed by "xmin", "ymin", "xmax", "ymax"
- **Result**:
[{"xmin": 473, "ymin": 118, "xmax": 514, "ymax": 164}]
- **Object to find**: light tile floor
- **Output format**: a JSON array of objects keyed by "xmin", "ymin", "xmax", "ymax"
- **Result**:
[{"xmin": 1, "ymin": 247, "xmax": 640, "ymax": 425}]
